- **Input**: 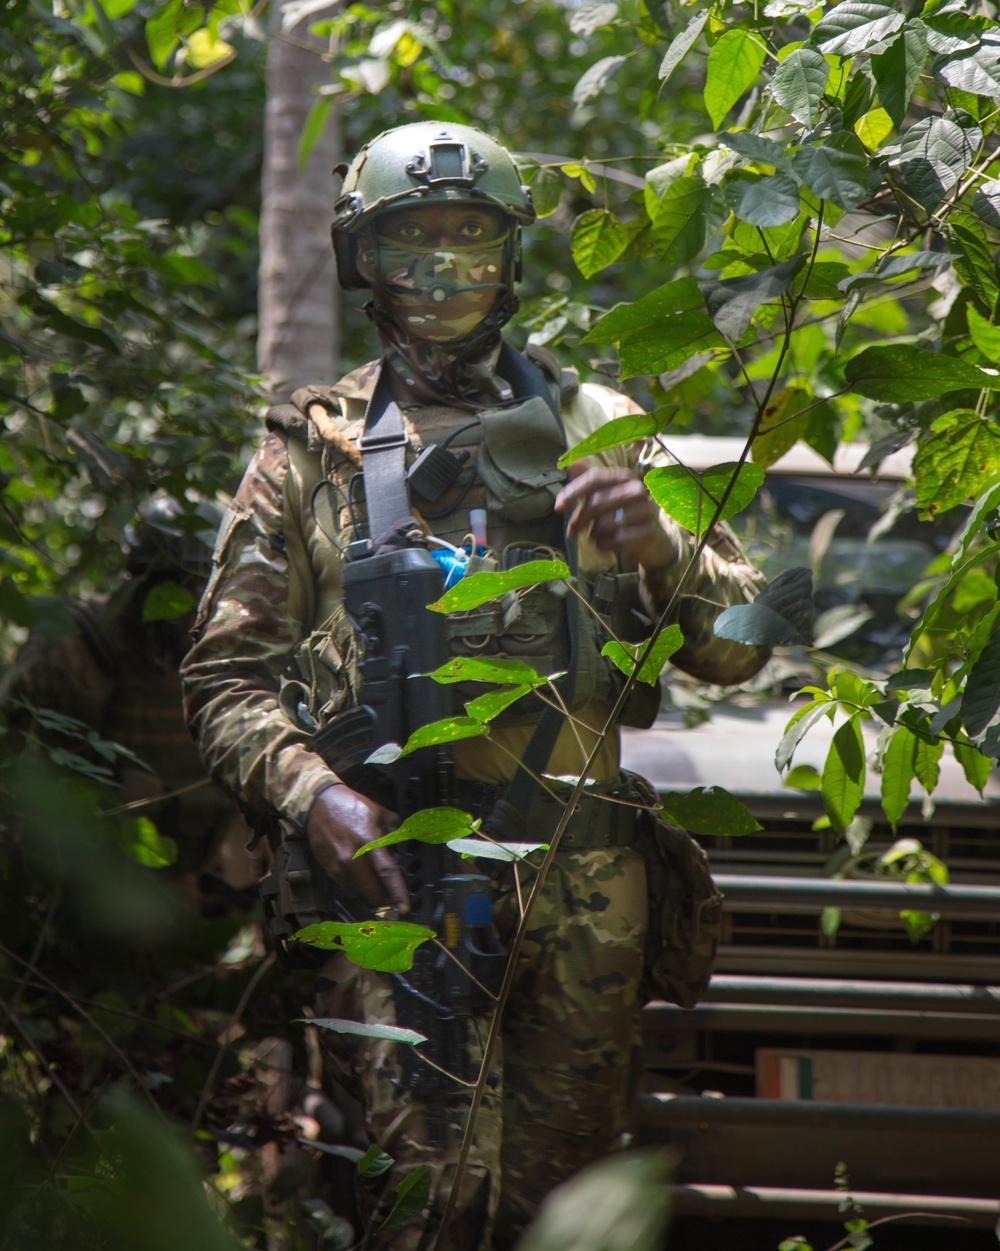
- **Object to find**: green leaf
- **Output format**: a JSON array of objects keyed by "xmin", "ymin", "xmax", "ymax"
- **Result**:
[
  {"xmin": 424, "ymin": 656, "xmax": 546, "ymax": 687},
  {"xmin": 714, "ymin": 566, "xmax": 814, "ymax": 646},
  {"xmin": 844, "ymin": 345, "xmax": 1000, "ymax": 401},
  {"xmin": 700, "ymin": 256, "xmax": 805, "ymax": 340},
  {"xmin": 464, "ymin": 685, "xmax": 533, "ymax": 722},
  {"xmin": 751, "ymin": 385, "xmax": 811, "ymax": 468},
  {"xmin": 821, "ymin": 716, "xmax": 866, "ymax": 835},
  {"xmin": 777, "ymin": 699, "xmax": 833, "ymax": 772},
  {"xmin": 880, "ymin": 725, "xmax": 916, "ymax": 832},
  {"xmin": 899, "ymin": 116, "xmax": 979, "ymax": 211},
  {"xmin": 569, "ymin": 1, "xmax": 620, "ymax": 36},
  {"xmin": 719, "ymin": 131, "xmax": 786, "ymax": 165},
  {"xmin": 812, "ymin": 2, "xmax": 905, "ymax": 56},
  {"xmin": 573, "ymin": 54, "xmax": 626, "ymax": 106},
  {"xmin": 559, "ymin": 413, "xmax": 663, "ymax": 468},
  {"xmin": 651, "ymin": 177, "xmax": 723, "ymax": 266},
  {"xmin": 934, "ymin": 32, "xmax": 1000, "ymax": 98},
  {"xmin": 913, "ymin": 735, "xmax": 944, "ymax": 793},
  {"xmin": 601, "ymin": 624, "xmax": 684, "ymax": 685},
  {"xmin": 770, "ymin": 48, "xmax": 830, "ymax": 126},
  {"xmin": 872, "ymin": 22, "xmax": 928, "ymax": 127},
  {"xmin": 791, "ymin": 133, "xmax": 870, "ymax": 211},
  {"xmin": 967, "ymin": 306, "xmax": 1000, "ymax": 364},
  {"xmin": 644, "ymin": 461, "xmax": 765, "ymax": 540},
  {"xmin": 726, "ymin": 173, "xmax": 802, "ymax": 228},
  {"xmin": 618, "ymin": 312, "xmax": 726, "ymax": 378},
  {"xmin": 659, "ymin": 9, "xmax": 709, "ymax": 82},
  {"xmin": 399, "ymin": 715, "xmax": 488, "ymax": 756},
  {"xmin": 353, "ymin": 807, "xmax": 478, "ymax": 857},
  {"xmin": 301, "ymin": 1018, "xmax": 427, "ymax": 1047},
  {"xmin": 945, "ymin": 214, "xmax": 1000, "ymax": 315},
  {"xmin": 953, "ymin": 737, "xmax": 992, "ymax": 794},
  {"xmin": 961, "ymin": 629, "xmax": 1000, "ymax": 738},
  {"xmin": 855, "ymin": 107, "xmax": 894, "ymax": 151},
  {"xmin": 785, "ymin": 763, "xmax": 821, "ymax": 790},
  {"xmin": 659, "ymin": 785, "xmax": 763, "ymax": 835},
  {"xmin": 913, "ymin": 411, "xmax": 1000, "ymax": 518},
  {"xmin": 141, "ymin": 580, "xmax": 196, "ymax": 623},
  {"xmin": 821, "ymin": 909, "xmax": 842, "ymax": 938},
  {"xmin": 380, "ymin": 1164, "xmax": 431, "ymax": 1233},
  {"xmin": 571, "ymin": 210, "xmax": 629, "ymax": 279},
  {"xmin": 120, "ymin": 817, "xmax": 177, "ymax": 868},
  {"xmin": 447, "ymin": 838, "xmax": 547, "ymax": 861},
  {"xmin": 920, "ymin": 12, "xmax": 991, "ymax": 54},
  {"xmin": 704, "ymin": 29, "xmax": 766, "ymax": 128},
  {"xmin": 427, "ymin": 560, "xmax": 570, "ymax": 612},
  {"xmin": 356, "ymin": 1144, "xmax": 396, "ymax": 1178},
  {"xmin": 294, "ymin": 921, "xmax": 435, "ymax": 972},
  {"xmin": 521, "ymin": 161, "xmax": 563, "ymax": 217},
  {"xmin": 583, "ymin": 278, "xmax": 704, "ymax": 343}
]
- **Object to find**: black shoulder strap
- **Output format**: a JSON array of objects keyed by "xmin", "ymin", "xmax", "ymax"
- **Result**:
[{"xmin": 357, "ymin": 364, "xmax": 418, "ymax": 550}]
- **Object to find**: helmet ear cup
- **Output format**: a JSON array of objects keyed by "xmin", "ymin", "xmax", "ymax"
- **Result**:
[
  {"xmin": 331, "ymin": 225, "xmax": 367, "ymax": 291},
  {"xmin": 513, "ymin": 229, "xmax": 523, "ymax": 283}
]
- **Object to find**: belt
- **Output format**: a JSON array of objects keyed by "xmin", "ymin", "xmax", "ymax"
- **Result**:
[{"xmin": 450, "ymin": 776, "xmax": 637, "ymax": 850}]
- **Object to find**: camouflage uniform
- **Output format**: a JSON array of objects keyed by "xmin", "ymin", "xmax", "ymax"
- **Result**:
[{"xmin": 181, "ymin": 349, "xmax": 767, "ymax": 1248}]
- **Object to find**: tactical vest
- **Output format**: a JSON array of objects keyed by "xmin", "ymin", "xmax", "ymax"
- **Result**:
[{"xmin": 267, "ymin": 346, "xmax": 659, "ymax": 735}]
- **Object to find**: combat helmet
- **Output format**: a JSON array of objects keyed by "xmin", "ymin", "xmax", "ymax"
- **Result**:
[{"xmin": 331, "ymin": 122, "xmax": 536, "ymax": 291}]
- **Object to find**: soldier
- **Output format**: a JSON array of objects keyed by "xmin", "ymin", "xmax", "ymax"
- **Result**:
[
  {"xmin": 2, "ymin": 494, "xmax": 259, "ymax": 903},
  {"xmin": 181, "ymin": 123, "xmax": 769, "ymax": 1249}
]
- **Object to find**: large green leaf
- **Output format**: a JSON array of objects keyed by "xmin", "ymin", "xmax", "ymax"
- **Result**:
[
  {"xmin": 821, "ymin": 716, "xmax": 866, "ymax": 835},
  {"xmin": 751, "ymin": 386, "xmax": 812, "ymax": 468},
  {"xmin": 967, "ymin": 305, "xmax": 1000, "ymax": 364},
  {"xmin": 920, "ymin": 12, "xmax": 992, "ymax": 54},
  {"xmin": 913, "ymin": 411, "xmax": 1000, "ymax": 517},
  {"xmin": 571, "ymin": 209, "xmax": 629, "ymax": 279},
  {"xmin": 583, "ymin": 277, "xmax": 704, "ymax": 343},
  {"xmin": 933, "ymin": 33, "xmax": 1000, "ymax": 97},
  {"xmin": 700, "ymin": 256, "xmax": 805, "ymax": 339},
  {"xmin": 881, "ymin": 725, "xmax": 916, "ymax": 832},
  {"xmin": 380, "ymin": 1165, "xmax": 431, "ymax": 1233},
  {"xmin": 953, "ymin": 736, "xmax": 992, "ymax": 795},
  {"xmin": 899, "ymin": 116, "xmax": 979, "ymax": 210},
  {"xmin": 398, "ymin": 715, "xmax": 489, "ymax": 756},
  {"xmin": 960, "ymin": 629, "xmax": 1000, "ymax": 738},
  {"xmin": 704, "ymin": 29, "xmax": 766, "ymax": 128},
  {"xmin": 844, "ymin": 345, "xmax": 1000, "ymax": 401},
  {"xmin": 714, "ymin": 566, "xmax": 814, "ymax": 646},
  {"xmin": 294, "ymin": 920, "xmax": 436, "ymax": 972},
  {"xmin": 618, "ymin": 311, "xmax": 725, "ymax": 377},
  {"xmin": 792, "ymin": 134, "xmax": 870, "ymax": 210},
  {"xmin": 602, "ymin": 623, "xmax": 684, "ymax": 684},
  {"xmin": 726, "ymin": 173, "xmax": 802, "ymax": 227},
  {"xmin": 645, "ymin": 461, "xmax": 765, "ymax": 540},
  {"xmin": 559, "ymin": 412, "xmax": 663, "ymax": 467},
  {"xmin": 651, "ymin": 177, "xmax": 723, "ymax": 266},
  {"xmin": 913, "ymin": 735, "xmax": 944, "ymax": 793},
  {"xmin": 972, "ymin": 178, "xmax": 1000, "ymax": 230},
  {"xmin": 944, "ymin": 213, "xmax": 1000, "ymax": 315},
  {"xmin": 659, "ymin": 786, "xmax": 763, "ymax": 835},
  {"xmin": 872, "ymin": 22, "xmax": 928, "ymax": 127},
  {"xmin": 812, "ymin": 2, "xmax": 905, "ymax": 56},
  {"xmin": 659, "ymin": 9, "xmax": 709, "ymax": 83},
  {"xmin": 427, "ymin": 560, "xmax": 570, "ymax": 612},
  {"xmin": 770, "ymin": 48, "xmax": 830, "ymax": 126},
  {"xmin": 353, "ymin": 807, "xmax": 478, "ymax": 857},
  {"xmin": 424, "ymin": 655, "xmax": 547, "ymax": 687},
  {"xmin": 463, "ymin": 684, "xmax": 533, "ymax": 722},
  {"xmin": 719, "ymin": 131, "xmax": 786, "ymax": 165}
]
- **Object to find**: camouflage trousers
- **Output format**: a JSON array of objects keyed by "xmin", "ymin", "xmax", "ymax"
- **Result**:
[{"xmin": 314, "ymin": 844, "xmax": 648, "ymax": 1251}]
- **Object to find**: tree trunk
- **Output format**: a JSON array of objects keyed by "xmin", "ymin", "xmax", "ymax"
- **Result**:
[{"xmin": 257, "ymin": 2, "xmax": 341, "ymax": 398}]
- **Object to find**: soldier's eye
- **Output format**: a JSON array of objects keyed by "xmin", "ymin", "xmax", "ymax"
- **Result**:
[{"xmin": 459, "ymin": 220, "xmax": 486, "ymax": 239}]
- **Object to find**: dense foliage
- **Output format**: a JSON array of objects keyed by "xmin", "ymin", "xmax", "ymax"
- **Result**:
[{"xmin": 6, "ymin": 0, "xmax": 1000, "ymax": 1247}]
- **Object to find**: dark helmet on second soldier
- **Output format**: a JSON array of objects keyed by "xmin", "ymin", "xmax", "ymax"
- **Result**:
[
  {"xmin": 331, "ymin": 122, "xmax": 536, "ymax": 292},
  {"xmin": 123, "ymin": 492, "xmax": 224, "ymax": 580}
]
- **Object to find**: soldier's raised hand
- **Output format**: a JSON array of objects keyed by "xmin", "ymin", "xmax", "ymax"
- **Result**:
[
  {"xmin": 554, "ymin": 462, "xmax": 674, "ymax": 572},
  {"xmin": 306, "ymin": 785, "xmax": 410, "ymax": 914}
]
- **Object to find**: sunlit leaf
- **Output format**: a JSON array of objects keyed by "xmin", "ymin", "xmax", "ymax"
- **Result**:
[
  {"xmin": 914, "ymin": 411, "xmax": 1000, "ymax": 518},
  {"xmin": 644, "ymin": 461, "xmax": 765, "ymax": 540},
  {"xmin": 353, "ymin": 807, "xmax": 477, "ymax": 857},
  {"xmin": 399, "ymin": 716, "xmax": 488, "ymax": 756},
  {"xmin": 294, "ymin": 921, "xmax": 435, "ymax": 972},
  {"xmin": 659, "ymin": 9, "xmax": 708, "ymax": 83},
  {"xmin": 571, "ymin": 210, "xmax": 629, "ymax": 279},
  {"xmin": 967, "ymin": 306, "xmax": 1000, "ymax": 364},
  {"xmin": 601, "ymin": 624, "xmax": 683, "ymax": 685},
  {"xmin": 660, "ymin": 786, "xmax": 763, "ymax": 835},
  {"xmin": 120, "ymin": 817, "xmax": 177, "ymax": 869},
  {"xmin": 913, "ymin": 735, "xmax": 944, "ymax": 794},
  {"xmin": 704, "ymin": 29, "xmax": 766, "ymax": 129},
  {"xmin": 464, "ymin": 684, "xmax": 533, "ymax": 722},
  {"xmin": 573, "ymin": 54, "xmax": 626, "ymax": 106},
  {"xmin": 872, "ymin": 22, "xmax": 928, "ymax": 127},
  {"xmin": 424, "ymin": 656, "xmax": 547, "ymax": 687},
  {"xmin": 934, "ymin": 32, "xmax": 1000, "ymax": 97},
  {"xmin": 618, "ymin": 311, "xmax": 725, "ymax": 378},
  {"xmin": 559, "ymin": 413, "xmax": 663, "ymax": 468},
  {"xmin": 300, "ymin": 1017, "xmax": 427, "ymax": 1046},
  {"xmin": 945, "ymin": 214, "xmax": 1000, "ymax": 315},
  {"xmin": 899, "ymin": 115, "xmax": 980, "ymax": 210},
  {"xmin": 427, "ymin": 561, "xmax": 570, "ymax": 612},
  {"xmin": 751, "ymin": 386, "xmax": 811, "ymax": 468},
  {"xmin": 972, "ymin": 178, "xmax": 1000, "ymax": 230},
  {"xmin": 785, "ymin": 764, "xmax": 821, "ymax": 791},
  {"xmin": 650, "ymin": 177, "xmax": 724, "ymax": 267},
  {"xmin": 881, "ymin": 725, "xmax": 915, "ymax": 832},
  {"xmin": 855, "ymin": 107, "xmax": 893, "ymax": 151},
  {"xmin": 447, "ymin": 837, "xmax": 547, "ymax": 861},
  {"xmin": 777, "ymin": 699, "xmax": 832, "ymax": 772},
  {"xmin": 569, "ymin": 1, "xmax": 620, "ymax": 37},
  {"xmin": 812, "ymin": 2, "xmax": 905, "ymax": 56},
  {"xmin": 583, "ymin": 278, "xmax": 704, "ymax": 344},
  {"xmin": 719, "ymin": 131, "xmax": 786, "ymax": 165}
]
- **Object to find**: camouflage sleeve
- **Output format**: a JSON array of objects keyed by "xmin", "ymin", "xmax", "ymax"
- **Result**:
[{"xmin": 180, "ymin": 432, "xmax": 338, "ymax": 832}]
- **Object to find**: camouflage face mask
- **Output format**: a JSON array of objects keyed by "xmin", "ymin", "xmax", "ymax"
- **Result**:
[{"xmin": 371, "ymin": 232, "xmax": 511, "ymax": 343}]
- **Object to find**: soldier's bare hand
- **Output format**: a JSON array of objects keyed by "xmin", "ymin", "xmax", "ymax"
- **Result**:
[
  {"xmin": 554, "ymin": 463, "xmax": 674, "ymax": 572},
  {"xmin": 306, "ymin": 785, "xmax": 410, "ymax": 915}
]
